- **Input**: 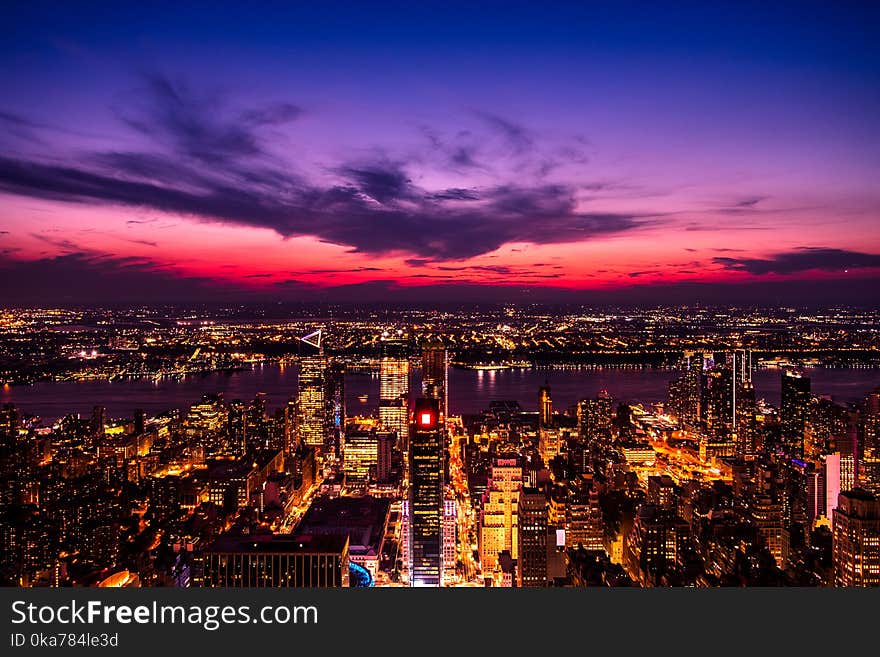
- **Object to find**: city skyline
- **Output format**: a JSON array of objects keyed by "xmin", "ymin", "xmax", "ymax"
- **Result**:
[{"xmin": 2, "ymin": 2, "xmax": 880, "ymax": 304}]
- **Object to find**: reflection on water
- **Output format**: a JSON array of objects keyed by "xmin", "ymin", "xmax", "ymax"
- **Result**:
[{"xmin": 1, "ymin": 365, "xmax": 878, "ymax": 422}]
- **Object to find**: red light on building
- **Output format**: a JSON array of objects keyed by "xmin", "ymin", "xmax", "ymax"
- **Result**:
[{"xmin": 420, "ymin": 412, "xmax": 433, "ymax": 425}]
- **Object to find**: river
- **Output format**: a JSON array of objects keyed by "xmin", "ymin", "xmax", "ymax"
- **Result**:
[{"xmin": 2, "ymin": 364, "xmax": 879, "ymax": 422}]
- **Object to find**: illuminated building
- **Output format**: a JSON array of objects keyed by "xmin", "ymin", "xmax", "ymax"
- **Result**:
[
  {"xmin": 807, "ymin": 396, "xmax": 848, "ymax": 459},
  {"xmin": 781, "ymin": 370, "xmax": 811, "ymax": 459},
  {"xmin": 298, "ymin": 351, "xmax": 328, "ymax": 449},
  {"xmin": 539, "ymin": 385, "xmax": 552, "ymax": 427},
  {"xmin": 376, "ymin": 430, "xmax": 394, "ymax": 483},
  {"xmin": 674, "ymin": 351, "xmax": 704, "ymax": 430},
  {"xmin": 566, "ymin": 475, "xmax": 604, "ymax": 552},
  {"xmin": 421, "ymin": 341, "xmax": 448, "ymax": 421},
  {"xmin": 860, "ymin": 389, "xmax": 880, "ymax": 495},
  {"xmin": 185, "ymin": 394, "xmax": 229, "ymax": 458},
  {"xmin": 577, "ymin": 390, "xmax": 613, "ymax": 448},
  {"xmin": 518, "ymin": 487, "xmax": 548, "ymax": 587},
  {"xmin": 379, "ymin": 337, "xmax": 409, "ymax": 449},
  {"xmin": 750, "ymin": 495, "xmax": 788, "ymax": 567},
  {"xmin": 227, "ymin": 399, "xmax": 247, "ymax": 455},
  {"xmin": 832, "ymin": 489, "xmax": 880, "ymax": 587},
  {"xmin": 624, "ymin": 504, "xmax": 690, "ymax": 587},
  {"xmin": 734, "ymin": 381, "xmax": 758, "ymax": 459},
  {"xmin": 702, "ymin": 365, "xmax": 735, "ymax": 457},
  {"xmin": 202, "ymin": 534, "xmax": 350, "ymax": 587},
  {"xmin": 408, "ymin": 398, "xmax": 443, "ymax": 586},
  {"xmin": 479, "ymin": 456, "xmax": 523, "ymax": 572},
  {"xmin": 825, "ymin": 453, "xmax": 842, "ymax": 521},
  {"xmin": 343, "ymin": 429, "xmax": 379, "ymax": 485},
  {"xmin": 539, "ymin": 426, "xmax": 563, "ymax": 463},
  {"xmin": 647, "ymin": 475, "xmax": 676, "ymax": 512},
  {"xmin": 327, "ymin": 360, "xmax": 346, "ymax": 456},
  {"xmin": 443, "ymin": 497, "xmax": 456, "ymax": 585}
]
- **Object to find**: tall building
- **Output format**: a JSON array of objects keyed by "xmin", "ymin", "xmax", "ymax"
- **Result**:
[
  {"xmin": 479, "ymin": 456, "xmax": 523, "ymax": 572},
  {"xmin": 327, "ymin": 360, "xmax": 346, "ymax": 456},
  {"xmin": 825, "ymin": 453, "xmax": 842, "ymax": 521},
  {"xmin": 577, "ymin": 390, "xmax": 614, "ymax": 448},
  {"xmin": 518, "ymin": 488, "xmax": 548, "ymax": 587},
  {"xmin": 539, "ymin": 385, "xmax": 553, "ymax": 427},
  {"xmin": 734, "ymin": 381, "xmax": 758, "ymax": 459},
  {"xmin": 730, "ymin": 349, "xmax": 757, "ymax": 458},
  {"xmin": 298, "ymin": 352, "xmax": 328, "ymax": 449},
  {"xmin": 781, "ymin": 370, "xmax": 811, "ymax": 459},
  {"xmin": 379, "ymin": 337, "xmax": 410, "ymax": 449},
  {"xmin": 832, "ymin": 489, "xmax": 880, "ymax": 587},
  {"xmin": 443, "ymin": 498, "xmax": 457, "ymax": 585},
  {"xmin": 681, "ymin": 351, "xmax": 704, "ymax": 429},
  {"xmin": 343, "ymin": 429, "xmax": 379, "ymax": 485},
  {"xmin": 408, "ymin": 398, "xmax": 443, "ymax": 586},
  {"xmin": 751, "ymin": 495, "xmax": 788, "ymax": 567},
  {"xmin": 860, "ymin": 389, "xmax": 880, "ymax": 494},
  {"xmin": 566, "ymin": 475, "xmax": 604, "ymax": 552},
  {"xmin": 703, "ymin": 365, "xmax": 734, "ymax": 442},
  {"xmin": 421, "ymin": 341, "xmax": 448, "ymax": 421}
]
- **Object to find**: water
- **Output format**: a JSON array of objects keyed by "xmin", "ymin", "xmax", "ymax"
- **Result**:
[{"xmin": 2, "ymin": 364, "xmax": 878, "ymax": 422}]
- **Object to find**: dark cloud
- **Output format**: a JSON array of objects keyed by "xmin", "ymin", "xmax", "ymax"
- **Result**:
[
  {"xmin": 474, "ymin": 111, "xmax": 534, "ymax": 154},
  {"xmin": 429, "ymin": 188, "xmax": 480, "ymax": 201},
  {"xmin": 0, "ymin": 252, "xmax": 266, "ymax": 304},
  {"xmin": 336, "ymin": 162, "xmax": 413, "ymax": 204},
  {"xmin": 0, "ymin": 154, "xmax": 646, "ymax": 260},
  {"xmin": 240, "ymin": 102, "xmax": 303, "ymax": 126},
  {"xmin": 450, "ymin": 146, "xmax": 480, "ymax": 168},
  {"xmin": 29, "ymin": 232, "xmax": 81, "ymax": 251},
  {"xmin": 2, "ymin": 250, "xmax": 877, "ymax": 306},
  {"xmin": 734, "ymin": 196, "xmax": 767, "ymax": 208},
  {"xmin": 713, "ymin": 247, "xmax": 880, "ymax": 275},
  {"xmin": 0, "ymin": 111, "xmax": 34, "ymax": 127},
  {"xmin": 118, "ymin": 74, "xmax": 302, "ymax": 166},
  {"xmin": 0, "ymin": 75, "xmax": 651, "ymax": 262}
]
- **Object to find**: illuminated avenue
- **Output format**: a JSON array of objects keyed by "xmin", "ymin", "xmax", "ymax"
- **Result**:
[{"xmin": 1, "ymin": 304, "xmax": 879, "ymax": 588}]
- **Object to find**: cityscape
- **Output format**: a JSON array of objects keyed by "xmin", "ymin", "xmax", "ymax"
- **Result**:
[
  {"xmin": 1, "ymin": 305, "xmax": 879, "ymax": 588},
  {"xmin": 2, "ymin": 2, "xmax": 879, "ymax": 592}
]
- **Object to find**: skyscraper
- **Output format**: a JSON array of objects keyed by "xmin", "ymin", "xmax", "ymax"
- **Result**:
[
  {"xmin": 479, "ymin": 456, "xmax": 523, "ymax": 572},
  {"xmin": 731, "ymin": 349, "xmax": 757, "ymax": 458},
  {"xmin": 379, "ymin": 336, "xmax": 409, "ymax": 449},
  {"xmin": 781, "ymin": 371, "xmax": 811, "ymax": 459},
  {"xmin": 298, "ymin": 331, "xmax": 329, "ymax": 450},
  {"xmin": 832, "ymin": 489, "xmax": 880, "ymax": 587},
  {"xmin": 408, "ymin": 398, "xmax": 443, "ymax": 586},
  {"xmin": 682, "ymin": 351, "xmax": 704, "ymax": 429},
  {"xmin": 421, "ymin": 341, "xmax": 448, "ymax": 421},
  {"xmin": 577, "ymin": 390, "xmax": 613, "ymax": 448},
  {"xmin": 566, "ymin": 475, "xmax": 604, "ymax": 552},
  {"xmin": 327, "ymin": 360, "xmax": 346, "ymax": 456},
  {"xmin": 539, "ymin": 385, "xmax": 552, "ymax": 427},
  {"xmin": 517, "ymin": 488, "xmax": 548, "ymax": 587},
  {"xmin": 860, "ymin": 389, "xmax": 880, "ymax": 495}
]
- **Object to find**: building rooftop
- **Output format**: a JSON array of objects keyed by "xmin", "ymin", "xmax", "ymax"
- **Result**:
[
  {"xmin": 208, "ymin": 533, "xmax": 349, "ymax": 555},
  {"xmin": 293, "ymin": 495, "xmax": 390, "ymax": 557}
]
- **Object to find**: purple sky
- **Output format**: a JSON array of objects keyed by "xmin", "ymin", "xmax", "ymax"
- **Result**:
[{"xmin": 1, "ymin": 1, "xmax": 879, "ymax": 304}]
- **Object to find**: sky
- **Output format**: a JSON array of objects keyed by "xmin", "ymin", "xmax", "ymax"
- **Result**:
[{"xmin": 1, "ymin": 1, "xmax": 879, "ymax": 305}]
